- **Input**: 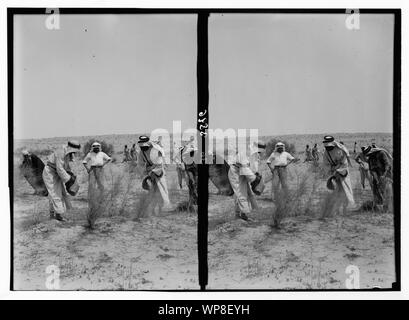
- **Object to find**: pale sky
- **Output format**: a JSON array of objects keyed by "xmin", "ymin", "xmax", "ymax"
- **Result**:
[
  {"xmin": 14, "ymin": 13, "xmax": 395, "ymax": 139},
  {"xmin": 209, "ymin": 14, "xmax": 395, "ymax": 136}
]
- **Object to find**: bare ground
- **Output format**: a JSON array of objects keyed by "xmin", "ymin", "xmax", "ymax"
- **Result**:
[
  {"xmin": 207, "ymin": 162, "xmax": 395, "ymax": 289},
  {"xmin": 207, "ymin": 205, "xmax": 395, "ymax": 289},
  {"xmin": 13, "ymin": 134, "xmax": 395, "ymax": 290},
  {"xmin": 13, "ymin": 162, "xmax": 198, "ymax": 290}
]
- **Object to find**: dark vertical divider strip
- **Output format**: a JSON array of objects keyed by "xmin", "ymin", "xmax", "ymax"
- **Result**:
[
  {"xmin": 197, "ymin": 12, "xmax": 209, "ymax": 291},
  {"xmin": 7, "ymin": 9, "xmax": 14, "ymax": 291},
  {"xmin": 392, "ymin": 10, "xmax": 401, "ymax": 291}
]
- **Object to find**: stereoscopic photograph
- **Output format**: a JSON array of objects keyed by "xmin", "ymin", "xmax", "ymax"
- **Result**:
[{"xmin": 10, "ymin": 9, "xmax": 399, "ymax": 291}]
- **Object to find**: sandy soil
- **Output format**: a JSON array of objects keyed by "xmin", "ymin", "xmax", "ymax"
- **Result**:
[
  {"xmin": 13, "ymin": 161, "xmax": 199, "ymax": 290},
  {"xmin": 207, "ymin": 162, "xmax": 395, "ymax": 289},
  {"xmin": 12, "ymin": 133, "xmax": 395, "ymax": 290},
  {"xmin": 207, "ymin": 207, "xmax": 395, "ymax": 289}
]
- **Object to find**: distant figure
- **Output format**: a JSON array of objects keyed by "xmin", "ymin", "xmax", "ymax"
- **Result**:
[
  {"xmin": 312, "ymin": 143, "xmax": 320, "ymax": 162},
  {"xmin": 130, "ymin": 143, "xmax": 137, "ymax": 161},
  {"xmin": 42, "ymin": 141, "xmax": 81, "ymax": 221},
  {"xmin": 123, "ymin": 145, "xmax": 131, "ymax": 162},
  {"xmin": 355, "ymin": 147, "xmax": 372, "ymax": 190},
  {"xmin": 20, "ymin": 150, "xmax": 48, "ymax": 196},
  {"xmin": 173, "ymin": 138, "xmax": 197, "ymax": 191},
  {"xmin": 173, "ymin": 142, "xmax": 187, "ymax": 189},
  {"xmin": 266, "ymin": 142, "xmax": 295, "ymax": 202},
  {"xmin": 371, "ymin": 139, "xmax": 378, "ymax": 148},
  {"xmin": 181, "ymin": 136, "xmax": 199, "ymax": 208},
  {"xmin": 82, "ymin": 142, "xmax": 112, "ymax": 220},
  {"xmin": 304, "ymin": 144, "xmax": 313, "ymax": 162},
  {"xmin": 363, "ymin": 145, "xmax": 393, "ymax": 211},
  {"xmin": 322, "ymin": 136, "xmax": 356, "ymax": 215},
  {"xmin": 353, "ymin": 142, "xmax": 357, "ymax": 154}
]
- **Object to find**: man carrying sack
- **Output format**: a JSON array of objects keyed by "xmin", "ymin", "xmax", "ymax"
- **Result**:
[
  {"xmin": 228, "ymin": 142, "xmax": 265, "ymax": 221},
  {"xmin": 42, "ymin": 140, "xmax": 81, "ymax": 221},
  {"xmin": 355, "ymin": 146, "xmax": 373, "ymax": 190},
  {"xmin": 362, "ymin": 145, "xmax": 393, "ymax": 211},
  {"xmin": 138, "ymin": 135, "xmax": 174, "ymax": 213},
  {"xmin": 322, "ymin": 135, "xmax": 357, "ymax": 215}
]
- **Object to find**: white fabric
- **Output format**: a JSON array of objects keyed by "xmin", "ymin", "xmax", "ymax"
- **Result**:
[
  {"xmin": 43, "ymin": 166, "xmax": 71, "ymax": 214},
  {"xmin": 63, "ymin": 145, "xmax": 80, "ymax": 156},
  {"xmin": 45, "ymin": 148, "xmax": 72, "ymax": 183},
  {"xmin": 182, "ymin": 143, "xmax": 197, "ymax": 164},
  {"xmin": 43, "ymin": 148, "xmax": 73, "ymax": 214},
  {"xmin": 323, "ymin": 146, "xmax": 356, "ymax": 209},
  {"xmin": 139, "ymin": 145, "xmax": 172, "ymax": 208},
  {"xmin": 266, "ymin": 151, "xmax": 294, "ymax": 166},
  {"xmin": 148, "ymin": 142, "xmax": 166, "ymax": 165},
  {"xmin": 153, "ymin": 174, "xmax": 171, "ymax": 207},
  {"xmin": 232, "ymin": 150, "xmax": 257, "ymax": 180},
  {"xmin": 228, "ymin": 165, "xmax": 258, "ymax": 214},
  {"xmin": 173, "ymin": 144, "xmax": 184, "ymax": 165},
  {"xmin": 83, "ymin": 151, "xmax": 111, "ymax": 166},
  {"xmin": 337, "ymin": 174, "xmax": 355, "ymax": 207},
  {"xmin": 249, "ymin": 151, "xmax": 260, "ymax": 173},
  {"xmin": 174, "ymin": 142, "xmax": 197, "ymax": 166}
]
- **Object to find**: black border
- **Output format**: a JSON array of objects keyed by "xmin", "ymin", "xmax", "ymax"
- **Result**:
[
  {"xmin": 197, "ymin": 12, "xmax": 209, "ymax": 291},
  {"xmin": 392, "ymin": 11, "xmax": 401, "ymax": 291},
  {"xmin": 8, "ymin": 7, "xmax": 401, "ymax": 292}
]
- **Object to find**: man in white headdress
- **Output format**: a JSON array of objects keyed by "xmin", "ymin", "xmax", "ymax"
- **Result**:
[
  {"xmin": 228, "ymin": 142, "xmax": 265, "ymax": 221},
  {"xmin": 266, "ymin": 142, "xmax": 295, "ymax": 201},
  {"xmin": 138, "ymin": 135, "xmax": 174, "ymax": 213},
  {"xmin": 42, "ymin": 140, "xmax": 81, "ymax": 221},
  {"xmin": 362, "ymin": 145, "xmax": 393, "ymax": 211},
  {"xmin": 82, "ymin": 142, "xmax": 112, "ymax": 217},
  {"xmin": 322, "ymin": 135, "xmax": 357, "ymax": 214}
]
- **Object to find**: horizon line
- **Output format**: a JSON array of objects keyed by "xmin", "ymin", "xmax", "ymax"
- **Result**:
[{"xmin": 14, "ymin": 130, "xmax": 394, "ymax": 142}]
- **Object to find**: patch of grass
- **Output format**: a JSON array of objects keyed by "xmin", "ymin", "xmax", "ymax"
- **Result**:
[
  {"xmin": 242, "ymin": 258, "xmax": 264, "ymax": 279},
  {"xmin": 271, "ymin": 171, "xmax": 310, "ymax": 228},
  {"xmin": 319, "ymin": 193, "xmax": 338, "ymax": 219},
  {"xmin": 344, "ymin": 252, "xmax": 361, "ymax": 260},
  {"xmin": 86, "ymin": 162, "xmax": 140, "ymax": 229}
]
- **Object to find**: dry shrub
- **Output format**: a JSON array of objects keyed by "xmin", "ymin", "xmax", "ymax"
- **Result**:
[
  {"xmin": 87, "ymin": 203, "xmax": 102, "ymax": 229},
  {"xmin": 19, "ymin": 202, "xmax": 43, "ymax": 231},
  {"xmin": 86, "ymin": 163, "xmax": 135, "ymax": 229},
  {"xmin": 133, "ymin": 192, "xmax": 152, "ymax": 220},
  {"xmin": 85, "ymin": 158, "xmax": 159, "ymax": 228},
  {"xmin": 176, "ymin": 201, "xmax": 197, "ymax": 213},
  {"xmin": 110, "ymin": 161, "xmax": 152, "ymax": 220},
  {"xmin": 271, "ymin": 171, "xmax": 310, "ymax": 228},
  {"xmin": 319, "ymin": 193, "xmax": 338, "ymax": 219},
  {"xmin": 115, "ymin": 162, "xmax": 140, "ymax": 216}
]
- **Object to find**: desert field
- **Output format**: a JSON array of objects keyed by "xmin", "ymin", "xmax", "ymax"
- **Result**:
[{"xmin": 12, "ymin": 132, "xmax": 395, "ymax": 290}]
